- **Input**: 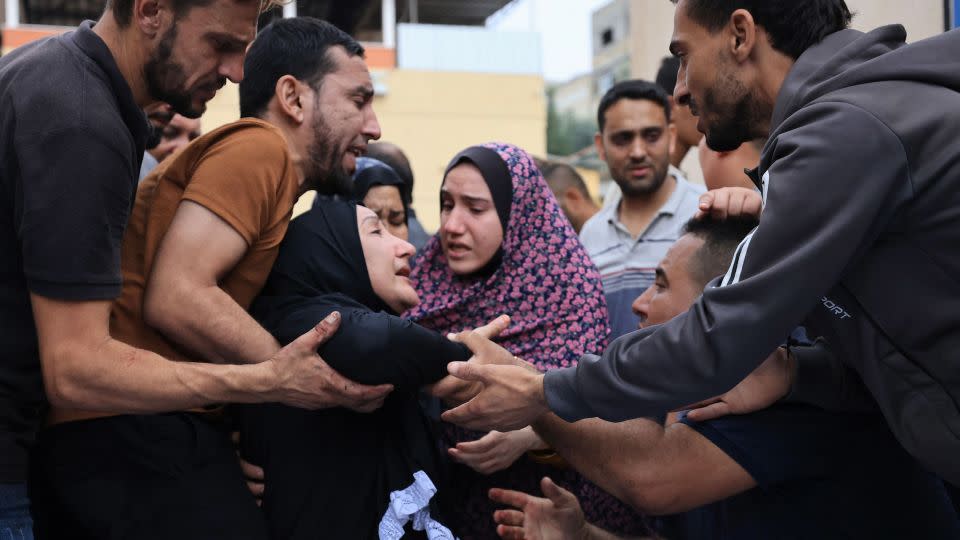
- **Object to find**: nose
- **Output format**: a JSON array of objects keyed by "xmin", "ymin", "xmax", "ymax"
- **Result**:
[
  {"xmin": 674, "ymin": 64, "xmax": 690, "ymax": 108},
  {"xmin": 629, "ymin": 135, "xmax": 648, "ymax": 160},
  {"xmin": 220, "ymin": 52, "xmax": 245, "ymax": 84},
  {"xmin": 397, "ymin": 238, "xmax": 415, "ymax": 259},
  {"xmin": 442, "ymin": 207, "xmax": 466, "ymax": 236},
  {"xmin": 632, "ymin": 286, "xmax": 654, "ymax": 326},
  {"xmin": 363, "ymin": 107, "xmax": 382, "ymax": 142}
]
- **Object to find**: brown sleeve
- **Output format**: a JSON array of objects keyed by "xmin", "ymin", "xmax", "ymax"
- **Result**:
[{"xmin": 181, "ymin": 125, "xmax": 295, "ymax": 246}]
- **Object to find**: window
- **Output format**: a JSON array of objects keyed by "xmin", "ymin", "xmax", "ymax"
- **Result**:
[{"xmin": 601, "ymin": 28, "xmax": 614, "ymax": 47}]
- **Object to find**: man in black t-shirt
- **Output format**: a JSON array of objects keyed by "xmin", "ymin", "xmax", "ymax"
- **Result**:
[
  {"xmin": 489, "ymin": 217, "xmax": 959, "ymax": 539},
  {"xmin": 0, "ymin": 1, "xmax": 388, "ymax": 534}
]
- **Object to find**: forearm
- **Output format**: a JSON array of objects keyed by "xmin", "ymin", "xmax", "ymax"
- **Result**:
[
  {"xmin": 533, "ymin": 414, "xmax": 665, "ymax": 507},
  {"xmin": 147, "ymin": 285, "xmax": 279, "ymax": 365},
  {"xmin": 43, "ymin": 337, "xmax": 278, "ymax": 413}
]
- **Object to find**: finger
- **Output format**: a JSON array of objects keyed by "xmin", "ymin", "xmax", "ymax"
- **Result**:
[
  {"xmin": 350, "ymin": 392, "xmax": 391, "ymax": 413},
  {"xmin": 493, "ymin": 509, "xmax": 525, "ymax": 527},
  {"xmin": 474, "ymin": 315, "xmax": 512, "ymax": 340},
  {"xmin": 743, "ymin": 192, "xmax": 763, "ymax": 217},
  {"xmin": 456, "ymin": 330, "xmax": 509, "ymax": 361},
  {"xmin": 496, "ymin": 524, "xmax": 526, "ymax": 540},
  {"xmin": 441, "ymin": 397, "xmax": 485, "ymax": 429},
  {"xmin": 674, "ymin": 395, "xmax": 722, "ymax": 413},
  {"xmin": 728, "ymin": 192, "xmax": 745, "ymax": 217},
  {"xmin": 246, "ymin": 480, "xmax": 265, "ymax": 497},
  {"xmin": 684, "ymin": 401, "xmax": 732, "ymax": 422},
  {"xmin": 710, "ymin": 190, "xmax": 730, "ymax": 220},
  {"xmin": 457, "ymin": 432, "xmax": 500, "ymax": 453},
  {"xmin": 447, "ymin": 361, "xmax": 490, "ymax": 383},
  {"xmin": 697, "ymin": 191, "xmax": 715, "ymax": 215},
  {"xmin": 540, "ymin": 477, "xmax": 576, "ymax": 506},
  {"xmin": 488, "ymin": 487, "xmax": 531, "ymax": 509},
  {"xmin": 290, "ymin": 312, "xmax": 342, "ymax": 352},
  {"xmin": 239, "ymin": 459, "xmax": 264, "ymax": 481}
]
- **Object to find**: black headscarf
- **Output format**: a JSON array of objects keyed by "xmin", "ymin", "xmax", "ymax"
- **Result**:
[
  {"xmin": 351, "ymin": 157, "xmax": 409, "ymax": 221},
  {"xmin": 441, "ymin": 146, "xmax": 514, "ymax": 277},
  {"xmin": 256, "ymin": 198, "xmax": 390, "ymax": 316}
]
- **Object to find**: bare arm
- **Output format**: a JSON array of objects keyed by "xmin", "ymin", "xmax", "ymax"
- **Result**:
[
  {"xmin": 33, "ymin": 296, "xmax": 391, "ymax": 412},
  {"xmin": 532, "ymin": 414, "xmax": 755, "ymax": 515},
  {"xmin": 143, "ymin": 201, "xmax": 279, "ymax": 364}
]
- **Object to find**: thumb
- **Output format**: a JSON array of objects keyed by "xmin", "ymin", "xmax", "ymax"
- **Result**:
[
  {"xmin": 698, "ymin": 191, "xmax": 715, "ymax": 212},
  {"xmin": 540, "ymin": 477, "xmax": 574, "ymax": 507},
  {"xmin": 286, "ymin": 312, "xmax": 342, "ymax": 354},
  {"xmin": 684, "ymin": 401, "xmax": 732, "ymax": 422}
]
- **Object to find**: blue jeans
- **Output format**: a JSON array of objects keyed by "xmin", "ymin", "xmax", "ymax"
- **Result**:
[{"xmin": 0, "ymin": 484, "xmax": 33, "ymax": 540}]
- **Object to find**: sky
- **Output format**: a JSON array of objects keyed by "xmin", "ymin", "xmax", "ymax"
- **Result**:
[{"xmin": 487, "ymin": 0, "xmax": 612, "ymax": 83}]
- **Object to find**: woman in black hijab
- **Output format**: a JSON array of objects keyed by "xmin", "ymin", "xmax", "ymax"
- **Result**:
[
  {"xmin": 352, "ymin": 156, "xmax": 410, "ymax": 241},
  {"xmin": 240, "ymin": 199, "xmax": 471, "ymax": 540}
]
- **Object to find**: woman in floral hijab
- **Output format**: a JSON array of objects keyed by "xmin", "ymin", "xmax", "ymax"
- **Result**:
[{"xmin": 407, "ymin": 142, "xmax": 652, "ymax": 538}]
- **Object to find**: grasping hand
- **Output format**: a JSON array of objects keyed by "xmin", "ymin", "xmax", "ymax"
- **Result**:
[
  {"xmin": 695, "ymin": 187, "xmax": 763, "ymax": 220},
  {"xmin": 427, "ymin": 315, "xmax": 512, "ymax": 406},
  {"xmin": 684, "ymin": 347, "xmax": 795, "ymax": 422}
]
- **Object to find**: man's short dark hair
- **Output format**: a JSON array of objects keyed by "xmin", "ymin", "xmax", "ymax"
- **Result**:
[
  {"xmin": 675, "ymin": 0, "xmax": 853, "ymax": 60},
  {"xmin": 682, "ymin": 215, "xmax": 759, "ymax": 288},
  {"xmin": 542, "ymin": 163, "xmax": 591, "ymax": 200},
  {"xmin": 597, "ymin": 80, "xmax": 671, "ymax": 133},
  {"xmin": 239, "ymin": 17, "xmax": 364, "ymax": 118},
  {"xmin": 366, "ymin": 142, "xmax": 414, "ymax": 205},
  {"xmin": 655, "ymin": 56, "xmax": 681, "ymax": 97}
]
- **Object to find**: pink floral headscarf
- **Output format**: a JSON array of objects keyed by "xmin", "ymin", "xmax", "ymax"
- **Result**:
[{"xmin": 406, "ymin": 142, "xmax": 609, "ymax": 370}]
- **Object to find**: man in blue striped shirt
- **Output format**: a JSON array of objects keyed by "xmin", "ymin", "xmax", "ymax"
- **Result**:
[{"xmin": 580, "ymin": 80, "xmax": 704, "ymax": 338}]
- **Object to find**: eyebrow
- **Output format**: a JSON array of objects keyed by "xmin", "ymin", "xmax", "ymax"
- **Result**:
[
  {"xmin": 440, "ymin": 189, "xmax": 492, "ymax": 206},
  {"xmin": 205, "ymin": 31, "xmax": 250, "ymax": 52},
  {"xmin": 352, "ymin": 85, "xmax": 375, "ymax": 101},
  {"xmin": 361, "ymin": 215, "xmax": 381, "ymax": 227}
]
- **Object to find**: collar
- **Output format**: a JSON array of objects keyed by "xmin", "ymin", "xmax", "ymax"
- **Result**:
[{"xmin": 71, "ymin": 21, "xmax": 148, "ymax": 158}]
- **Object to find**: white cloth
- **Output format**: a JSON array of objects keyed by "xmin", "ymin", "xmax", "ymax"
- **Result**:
[{"xmin": 378, "ymin": 471, "xmax": 457, "ymax": 540}]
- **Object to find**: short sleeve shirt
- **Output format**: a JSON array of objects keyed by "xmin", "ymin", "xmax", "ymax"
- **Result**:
[
  {"xmin": 110, "ymin": 119, "xmax": 301, "ymax": 363},
  {"xmin": 0, "ymin": 22, "xmax": 147, "ymax": 481},
  {"xmin": 678, "ymin": 405, "xmax": 960, "ymax": 539},
  {"xmin": 579, "ymin": 175, "xmax": 704, "ymax": 338}
]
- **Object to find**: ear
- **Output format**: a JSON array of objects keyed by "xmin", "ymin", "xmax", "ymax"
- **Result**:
[
  {"xmin": 593, "ymin": 132, "xmax": 606, "ymax": 162},
  {"xmin": 728, "ymin": 8, "xmax": 758, "ymax": 63},
  {"xmin": 132, "ymin": 0, "xmax": 165, "ymax": 39},
  {"xmin": 564, "ymin": 186, "xmax": 583, "ymax": 204},
  {"xmin": 274, "ymin": 75, "xmax": 307, "ymax": 125}
]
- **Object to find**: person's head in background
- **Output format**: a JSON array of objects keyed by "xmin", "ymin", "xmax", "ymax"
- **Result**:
[
  {"xmin": 104, "ymin": 0, "xmax": 274, "ymax": 117},
  {"xmin": 367, "ymin": 142, "xmax": 415, "ymax": 207},
  {"xmin": 595, "ymin": 80, "xmax": 675, "ymax": 201},
  {"xmin": 351, "ymin": 157, "xmax": 409, "ymax": 241},
  {"xmin": 149, "ymin": 113, "xmax": 201, "ymax": 162},
  {"xmin": 670, "ymin": 0, "xmax": 852, "ymax": 152},
  {"xmin": 439, "ymin": 146, "xmax": 511, "ymax": 276},
  {"xmin": 656, "ymin": 56, "xmax": 700, "ymax": 168},
  {"xmin": 632, "ymin": 215, "xmax": 758, "ymax": 327},
  {"xmin": 699, "ymin": 138, "xmax": 766, "ymax": 190},
  {"xmin": 542, "ymin": 162, "xmax": 599, "ymax": 233},
  {"xmin": 239, "ymin": 17, "xmax": 381, "ymax": 196}
]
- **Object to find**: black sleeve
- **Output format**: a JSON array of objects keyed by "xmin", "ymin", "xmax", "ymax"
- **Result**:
[
  {"xmin": 16, "ymin": 126, "xmax": 135, "ymax": 300},
  {"xmin": 783, "ymin": 339, "xmax": 878, "ymax": 413},
  {"xmin": 270, "ymin": 301, "xmax": 471, "ymax": 391}
]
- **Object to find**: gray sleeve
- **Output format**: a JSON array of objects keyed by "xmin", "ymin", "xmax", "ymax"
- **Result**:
[{"xmin": 545, "ymin": 102, "xmax": 911, "ymax": 422}]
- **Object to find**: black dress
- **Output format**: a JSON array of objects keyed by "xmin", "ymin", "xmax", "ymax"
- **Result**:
[{"xmin": 240, "ymin": 200, "xmax": 469, "ymax": 540}]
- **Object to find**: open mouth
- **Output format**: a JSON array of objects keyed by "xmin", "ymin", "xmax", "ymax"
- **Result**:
[{"xmin": 395, "ymin": 266, "xmax": 411, "ymax": 278}]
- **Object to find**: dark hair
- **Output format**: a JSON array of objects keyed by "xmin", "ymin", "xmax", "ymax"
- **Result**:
[
  {"xmin": 682, "ymin": 215, "xmax": 758, "ymax": 287},
  {"xmin": 596, "ymin": 80, "xmax": 671, "ymax": 133},
  {"xmin": 675, "ymin": 0, "xmax": 853, "ymax": 60},
  {"xmin": 239, "ymin": 17, "xmax": 364, "ymax": 118},
  {"xmin": 366, "ymin": 143, "xmax": 414, "ymax": 205},
  {"xmin": 542, "ymin": 163, "xmax": 591, "ymax": 199},
  {"xmin": 655, "ymin": 56, "xmax": 681, "ymax": 96}
]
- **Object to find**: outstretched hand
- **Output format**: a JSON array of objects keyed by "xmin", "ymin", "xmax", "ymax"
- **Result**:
[
  {"xmin": 427, "ymin": 315, "xmax": 512, "ymax": 405},
  {"xmin": 490, "ymin": 477, "xmax": 587, "ymax": 540},
  {"xmin": 684, "ymin": 347, "xmax": 795, "ymax": 422},
  {"xmin": 440, "ymin": 330, "xmax": 548, "ymax": 432},
  {"xmin": 695, "ymin": 187, "xmax": 763, "ymax": 220},
  {"xmin": 265, "ymin": 312, "xmax": 393, "ymax": 412}
]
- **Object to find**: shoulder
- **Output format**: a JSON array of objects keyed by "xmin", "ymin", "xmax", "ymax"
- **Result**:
[
  {"xmin": 579, "ymin": 206, "xmax": 614, "ymax": 243},
  {"xmin": 197, "ymin": 119, "xmax": 290, "ymax": 164}
]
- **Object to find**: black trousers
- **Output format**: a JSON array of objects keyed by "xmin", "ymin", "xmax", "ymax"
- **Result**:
[{"xmin": 30, "ymin": 413, "xmax": 268, "ymax": 540}]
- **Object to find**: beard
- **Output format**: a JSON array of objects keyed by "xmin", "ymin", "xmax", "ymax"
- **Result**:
[
  {"xmin": 144, "ymin": 26, "xmax": 221, "ymax": 120},
  {"xmin": 305, "ymin": 106, "xmax": 354, "ymax": 197},
  {"xmin": 700, "ymin": 60, "xmax": 768, "ymax": 152},
  {"xmin": 615, "ymin": 154, "xmax": 671, "ymax": 197}
]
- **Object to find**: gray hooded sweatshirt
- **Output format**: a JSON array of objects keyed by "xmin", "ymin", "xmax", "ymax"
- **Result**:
[{"xmin": 545, "ymin": 26, "xmax": 960, "ymax": 486}]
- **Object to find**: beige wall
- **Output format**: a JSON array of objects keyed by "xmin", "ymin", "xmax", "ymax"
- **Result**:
[
  {"xmin": 202, "ymin": 69, "xmax": 547, "ymax": 232},
  {"xmin": 846, "ymin": 0, "xmax": 944, "ymax": 41}
]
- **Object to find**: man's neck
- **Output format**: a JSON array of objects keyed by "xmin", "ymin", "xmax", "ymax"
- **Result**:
[
  {"xmin": 671, "ymin": 141, "xmax": 691, "ymax": 169},
  {"xmin": 262, "ymin": 113, "xmax": 310, "ymax": 195},
  {"xmin": 92, "ymin": 15, "xmax": 153, "ymax": 108},
  {"xmin": 617, "ymin": 175, "xmax": 677, "ymax": 239}
]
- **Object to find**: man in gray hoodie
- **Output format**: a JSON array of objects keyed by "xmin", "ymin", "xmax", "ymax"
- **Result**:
[{"xmin": 441, "ymin": 0, "xmax": 960, "ymax": 487}]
